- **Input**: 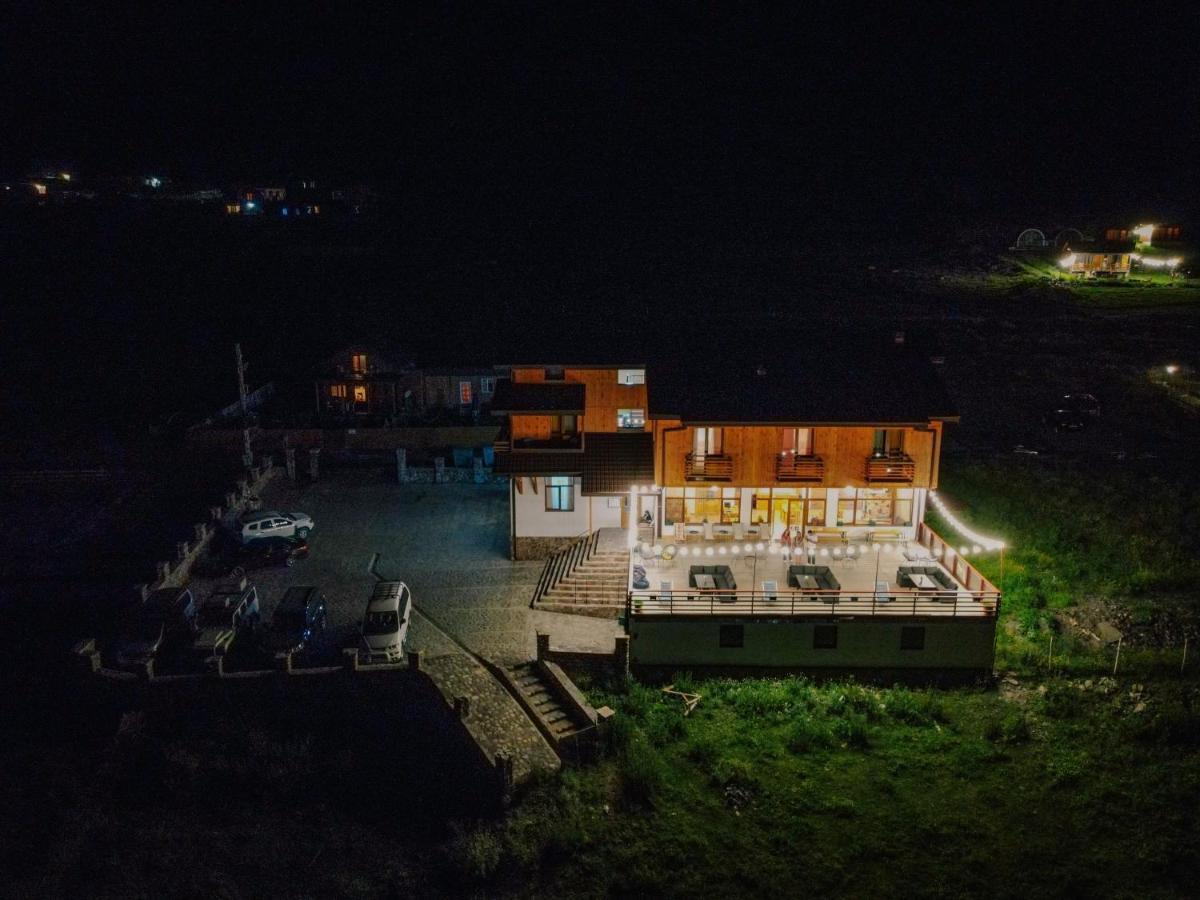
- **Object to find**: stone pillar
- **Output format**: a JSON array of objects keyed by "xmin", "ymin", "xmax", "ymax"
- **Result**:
[
  {"xmin": 210, "ymin": 506, "xmax": 224, "ymax": 523},
  {"xmin": 395, "ymin": 448, "xmax": 407, "ymax": 483},
  {"xmin": 176, "ymin": 541, "xmax": 190, "ymax": 562},
  {"xmin": 194, "ymin": 522, "xmax": 208, "ymax": 543},
  {"xmin": 472, "ymin": 456, "xmax": 485, "ymax": 484},
  {"xmin": 156, "ymin": 561, "xmax": 171, "ymax": 583},
  {"xmin": 613, "ymin": 635, "xmax": 631, "ymax": 674},
  {"xmin": 434, "ymin": 457, "xmax": 446, "ymax": 484},
  {"xmin": 407, "ymin": 648, "xmax": 423, "ymax": 671},
  {"xmin": 495, "ymin": 754, "xmax": 515, "ymax": 803},
  {"xmin": 536, "ymin": 632, "xmax": 550, "ymax": 661},
  {"xmin": 225, "ymin": 491, "xmax": 238, "ymax": 509},
  {"xmin": 285, "ymin": 448, "xmax": 297, "ymax": 480},
  {"xmin": 308, "ymin": 448, "xmax": 321, "ymax": 481},
  {"xmin": 275, "ymin": 651, "xmax": 293, "ymax": 673},
  {"xmin": 343, "ymin": 647, "xmax": 361, "ymax": 671}
]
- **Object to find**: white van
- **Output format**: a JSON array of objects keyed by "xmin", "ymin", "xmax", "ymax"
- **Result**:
[{"xmin": 360, "ymin": 581, "xmax": 411, "ymax": 663}]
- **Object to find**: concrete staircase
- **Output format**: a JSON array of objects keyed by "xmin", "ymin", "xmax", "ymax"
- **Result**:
[
  {"xmin": 534, "ymin": 532, "xmax": 629, "ymax": 617},
  {"xmin": 505, "ymin": 661, "xmax": 595, "ymax": 751}
]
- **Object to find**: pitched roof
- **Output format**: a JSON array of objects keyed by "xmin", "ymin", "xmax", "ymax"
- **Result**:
[
  {"xmin": 492, "ymin": 451, "xmax": 583, "ymax": 477},
  {"xmin": 582, "ymin": 432, "xmax": 655, "ymax": 494},
  {"xmin": 647, "ymin": 335, "xmax": 957, "ymax": 424},
  {"xmin": 490, "ymin": 380, "xmax": 585, "ymax": 414}
]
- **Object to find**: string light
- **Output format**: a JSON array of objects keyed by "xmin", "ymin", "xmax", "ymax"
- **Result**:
[{"xmin": 928, "ymin": 491, "xmax": 1006, "ymax": 551}]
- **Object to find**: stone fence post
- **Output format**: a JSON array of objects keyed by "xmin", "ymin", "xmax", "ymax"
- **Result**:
[
  {"xmin": 395, "ymin": 448, "xmax": 407, "ymax": 483},
  {"xmin": 285, "ymin": 447, "xmax": 297, "ymax": 481},
  {"xmin": 308, "ymin": 448, "xmax": 321, "ymax": 481},
  {"xmin": 536, "ymin": 633, "xmax": 550, "ymax": 662}
]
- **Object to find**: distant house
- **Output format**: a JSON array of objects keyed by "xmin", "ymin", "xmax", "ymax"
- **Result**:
[
  {"xmin": 1060, "ymin": 244, "xmax": 1133, "ymax": 278},
  {"xmin": 1104, "ymin": 224, "xmax": 1184, "ymax": 245},
  {"xmin": 313, "ymin": 348, "xmax": 496, "ymax": 423},
  {"xmin": 314, "ymin": 346, "xmax": 411, "ymax": 420}
]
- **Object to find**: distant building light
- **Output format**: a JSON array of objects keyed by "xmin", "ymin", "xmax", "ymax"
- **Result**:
[
  {"xmin": 1058, "ymin": 253, "xmax": 1077, "ymax": 268},
  {"xmin": 245, "ymin": 201, "xmax": 256, "ymax": 210},
  {"xmin": 1133, "ymin": 224, "xmax": 1155, "ymax": 245},
  {"xmin": 32, "ymin": 182, "xmax": 47, "ymax": 195},
  {"xmin": 1165, "ymin": 364, "xmax": 1179, "ymax": 375},
  {"xmin": 60, "ymin": 172, "xmax": 71, "ymax": 181}
]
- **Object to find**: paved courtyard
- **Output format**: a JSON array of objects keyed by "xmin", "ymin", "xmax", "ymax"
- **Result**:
[{"xmin": 210, "ymin": 471, "xmax": 621, "ymax": 664}]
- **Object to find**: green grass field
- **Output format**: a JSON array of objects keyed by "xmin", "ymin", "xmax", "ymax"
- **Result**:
[{"xmin": 994, "ymin": 254, "xmax": 1200, "ymax": 309}]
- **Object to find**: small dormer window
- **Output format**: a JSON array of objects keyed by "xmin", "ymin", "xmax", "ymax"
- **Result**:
[
  {"xmin": 617, "ymin": 368, "xmax": 645, "ymax": 385},
  {"xmin": 351, "ymin": 353, "xmax": 368, "ymax": 374}
]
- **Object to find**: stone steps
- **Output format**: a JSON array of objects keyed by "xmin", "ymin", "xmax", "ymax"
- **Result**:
[{"xmin": 507, "ymin": 662, "xmax": 591, "ymax": 743}]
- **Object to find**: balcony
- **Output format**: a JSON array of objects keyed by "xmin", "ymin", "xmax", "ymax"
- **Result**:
[
  {"xmin": 775, "ymin": 453, "xmax": 825, "ymax": 483},
  {"xmin": 865, "ymin": 452, "xmax": 916, "ymax": 484},
  {"xmin": 493, "ymin": 428, "xmax": 582, "ymax": 455},
  {"xmin": 685, "ymin": 453, "xmax": 734, "ymax": 481}
]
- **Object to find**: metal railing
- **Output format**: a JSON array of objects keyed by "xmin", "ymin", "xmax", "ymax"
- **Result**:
[
  {"xmin": 865, "ymin": 452, "xmax": 916, "ymax": 484},
  {"xmin": 775, "ymin": 453, "xmax": 825, "ymax": 482},
  {"xmin": 627, "ymin": 587, "xmax": 1000, "ymax": 619},
  {"xmin": 685, "ymin": 453, "xmax": 734, "ymax": 481}
]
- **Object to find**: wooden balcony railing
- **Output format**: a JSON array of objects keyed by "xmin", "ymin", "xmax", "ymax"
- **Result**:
[
  {"xmin": 685, "ymin": 453, "xmax": 734, "ymax": 481},
  {"xmin": 775, "ymin": 453, "xmax": 825, "ymax": 483},
  {"xmin": 865, "ymin": 452, "xmax": 915, "ymax": 484}
]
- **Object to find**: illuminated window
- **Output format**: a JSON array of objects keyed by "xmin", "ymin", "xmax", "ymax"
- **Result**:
[
  {"xmin": 459, "ymin": 381, "xmax": 473, "ymax": 405},
  {"xmin": 837, "ymin": 488, "xmax": 912, "ymax": 526},
  {"xmin": 664, "ymin": 486, "xmax": 740, "ymax": 525},
  {"xmin": 546, "ymin": 476, "xmax": 574, "ymax": 511},
  {"xmin": 550, "ymin": 414, "xmax": 578, "ymax": 436},
  {"xmin": 781, "ymin": 428, "xmax": 813, "ymax": 455},
  {"xmin": 617, "ymin": 369, "xmax": 645, "ymax": 385},
  {"xmin": 351, "ymin": 354, "xmax": 368, "ymax": 374},
  {"xmin": 353, "ymin": 385, "xmax": 367, "ymax": 403},
  {"xmin": 693, "ymin": 427, "xmax": 723, "ymax": 456},
  {"xmin": 329, "ymin": 384, "xmax": 347, "ymax": 398},
  {"xmin": 617, "ymin": 408, "xmax": 645, "ymax": 430},
  {"xmin": 872, "ymin": 429, "xmax": 904, "ymax": 456}
]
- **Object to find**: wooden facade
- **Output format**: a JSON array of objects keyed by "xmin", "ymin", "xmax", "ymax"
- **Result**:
[
  {"xmin": 652, "ymin": 422, "xmax": 943, "ymax": 490},
  {"xmin": 510, "ymin": 367, "xmax": 648, "ymax": 436}
]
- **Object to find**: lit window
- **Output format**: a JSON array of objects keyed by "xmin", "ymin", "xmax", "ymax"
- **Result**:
[
  {"xmin": 781, "ymin": 428, "xmax": 813, "ymax": 455},
  {"xmin": 551, "ymin": 414, "xmax": 578, "ymax": 436},
  {"xmin": 546, "ymin": 477, "xmax": 575, "ymax": 511},
  {"xmin": 617, "ymin": 408, "xmax": 645, "ymax": 430},
  {"xmin": 330, "ymin": 384, "xmax": 347, "ymax": 398},
  {"xmin": 459, "ymin": 381, "xmax": 473, "ymax": 405},
  {"xmin": 617, "ymin": 368, "xmax": 645, "ymax": 385},
  {"xmin": 353, "ymin": 385, "xmax": 367, "ymax": 403},
  {"xmin": 693, "ymin": 427, "xmax": 723, "ymax": 455},
  {"xmin": 351, "ymin": 354, "xmax": 368, "ymax": 374}
]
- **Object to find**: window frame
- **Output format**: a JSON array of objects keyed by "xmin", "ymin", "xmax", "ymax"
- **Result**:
[
  {"xmin": 617, "ymin": 368, "xmax": 646, "ymax": 385},
  {"xmin": 617, "ymin": 408, "xmax": 645, "ymax": 430},
  {"xmin": 480, "ymin": 376, "xmax": 496, "ymax": 396},
  {"xmin": 351, "ymin": 353, "xmax": 368, "ymax": 374},
  {"xmin": 719, "ymin": 625, "xmax": 744, "ymax": 648},
  {"xmin": 459, "ymin": 381, "xmax": 473, "ymax": 406},
  {"xmin": 545, "ymin": 476, "xmax": 575, "ymax": 512},
  {"xmin": 692, "ymin": 427, "xmax": 724, "ymax": 456}
]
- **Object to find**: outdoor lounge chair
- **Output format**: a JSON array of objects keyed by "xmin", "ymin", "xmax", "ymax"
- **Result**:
[{"xmin": 762, "ymin": 580, "xmax": 778, "ymax": 603}]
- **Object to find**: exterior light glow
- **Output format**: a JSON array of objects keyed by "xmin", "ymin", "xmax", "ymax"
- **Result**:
[
  {"xmin": 679, "ymin": 547, "xmax": 689, "ymax": 557},
  {"xmin": 1058, "ymin": 253, "xmax": 1077, "ymax": 268},
  {"xmin": 743, "ymin": 543, "xmax": 754, "ymax": 553},
  {"xmin": 960, "ymin": 546, "xmax": 970, "ymax": 556},
  {"xmin": 705, "ymin": 547, "xmax": 714, "ymax": 557},
  {"xmin": 972, "ymin": 545, "xmax": 983, "ymax": 555},
  {"xmin": 1133, "ymin": 224, "xmax": 1155, "ymax": 244},
  {"xmin": 1165, "ymin": 365, "xmax": 1179, "ymax": 375},
  {"xmin": 755, "ymin": 542, "xmax": 765, "ymax": 552},
  {"xmin": 717, "ymin": 546, "xmax": 727, "ymax": 555},
  {"xmin": 928, "ymin": 490, "xmax": 1006, "ymax": 551}
]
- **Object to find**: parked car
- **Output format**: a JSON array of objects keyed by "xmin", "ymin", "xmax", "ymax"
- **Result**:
[
  {"xmin": 1062, "ymin": 392, "xmax": 1101, "ymax": 418},
  {"xmin": 193, "ymin": 581, "xmax": 260, "ymax": 658},
  {"xmin": 239, "ymin": 510, "xmax": 315, "ymax": 544},
  {"xmin": 263, "ymin": 586, "xmax": 328, "ymax": 656},
  {"xmin": 1043, "ymin": 407, "xmax": 1087, "ymax": 432},
  {"xmin": 113, "ymin": 587, "xmax": 197, "ymax": 669},
  {"xmin": 235, "ymin": 536, "xmax": 309, "ymax": 573},
  {"xmin": 360, "ymin": 581, "xmax": 411, "ymax": 663}
]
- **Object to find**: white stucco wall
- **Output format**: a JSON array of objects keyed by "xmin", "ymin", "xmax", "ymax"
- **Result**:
[{"xmin": 513, "ymin": 476, "xmax": 588, "ymax": 537}]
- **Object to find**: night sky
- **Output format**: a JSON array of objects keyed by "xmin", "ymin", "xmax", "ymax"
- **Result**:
[{"xmin": 5, "ymin": 2, "xmax": 1198, "ymax": 225}]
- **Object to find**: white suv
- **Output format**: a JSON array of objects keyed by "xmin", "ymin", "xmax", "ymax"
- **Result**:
[
  {"xmin": 360, "ymin": 581, "xmax": 411, "ymax": 663},
  {"xmin": 239, "ymin": 510, "xmax": 314, "ymax": 544}
]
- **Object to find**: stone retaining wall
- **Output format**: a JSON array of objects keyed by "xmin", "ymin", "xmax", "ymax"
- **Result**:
[
  {"xmin": 537, "ymin": 632, "xmax": 630, "ymax": 679},
  {"xmin": 514, "ymin": 535, "xmax": 580, "ymax": 560}
]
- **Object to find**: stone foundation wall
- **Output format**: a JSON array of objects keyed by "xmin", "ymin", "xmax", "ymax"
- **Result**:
[
  {"xmin": 513, "ymin": 535, "xmax": 580, "ymax": 560},
  {"xmin": 537, "ymin": 633, "xmax": 630, "ymax": 679}
]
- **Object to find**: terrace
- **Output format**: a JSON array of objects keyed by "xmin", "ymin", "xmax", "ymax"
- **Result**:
[{"xmin": 628, "ymin": 523, "xmax": 999, "ymax": 619}]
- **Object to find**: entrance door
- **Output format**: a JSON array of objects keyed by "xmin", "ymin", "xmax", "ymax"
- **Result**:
[{"xmin": 770, "ymin": 497, "xmax": 803, "ymax": 538}]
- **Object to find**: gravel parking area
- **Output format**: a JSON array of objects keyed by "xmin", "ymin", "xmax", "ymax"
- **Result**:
[{"xmin": 193, "ymin": 471, "xmax": 621, "ymax": 665}]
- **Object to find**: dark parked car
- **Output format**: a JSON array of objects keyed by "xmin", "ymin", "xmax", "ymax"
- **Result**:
[
  {"xmin": 234, "ymin": 536, "xmax": 309, "ymax": 573},
  {"xmin": 1044, "ymin": 392, "xmax": 1101, "ymax": 432},
  {"xmin": 264, "ymin": 586, "xmax": 328, "ymax": 656},
  {"xmin": 113, "ymin": 587, "xmax": 197, "ymax": 669}
]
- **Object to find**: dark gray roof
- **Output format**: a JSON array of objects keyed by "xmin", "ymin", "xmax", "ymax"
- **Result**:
[
  {"xmin": 492, "ymin": 451, "xmax": 583, "ymax": 477},
  {"xmin": 582, "ymin": 432, "xmax": 655, "ymax": 494},
  {"xmin": 490, "ymin": 380, "xmax": 585, "ymax": 414},
  {"xmin": 647, "ymin": 336, "xmax": 957, "ymax": 424}
]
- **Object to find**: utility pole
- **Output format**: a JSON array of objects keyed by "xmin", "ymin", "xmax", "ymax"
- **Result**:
[{"xmin": 235, "ymin": 343, "xmax": 253, "ymax": 469}]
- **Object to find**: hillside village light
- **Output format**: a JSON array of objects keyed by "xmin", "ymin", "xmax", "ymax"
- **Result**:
[
  {"xmin": 1132, "ymin": 254, "xmax": 1182, "ymax": 269},
  {"xmin": 1165, "ymin": 365, "xmax": 1179, "ymax": 375},
  {"xmin": 1134, "ymin": 224, "xmax": 1155, "ymax": 244}
]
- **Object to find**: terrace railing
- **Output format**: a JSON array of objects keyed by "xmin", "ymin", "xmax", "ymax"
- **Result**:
[
  {"xmin": 627, "ymin": 587, "xmax": 999, "ymax": 619},
  {"xmin": 864, "ymin": 452, "xmax": 916, "ymax": 484},
  {"xmin": 914, "ymin": 522, "xmax": 1001, "ymax": 595},
  {"xmin": 685, "ymin": 453, "xmax": 734, "ymax": 481},
  {"xmin": 775, "ymin": 453, "xmax": 825, "ymax": 483}
]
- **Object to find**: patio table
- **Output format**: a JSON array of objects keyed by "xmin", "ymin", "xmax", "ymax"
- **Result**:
[
  {"xmin": 694, "ymin": 574, "xmax": 717, "ymax": 590},
  {"xmin": 911, "ymin": 573, "xmax": 938, "ymax": 590}
]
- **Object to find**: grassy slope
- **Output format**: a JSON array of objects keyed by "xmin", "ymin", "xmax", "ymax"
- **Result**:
[{"xmin": 474, "ymin": 676, "xmax": 1199, "ymax": 899}]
